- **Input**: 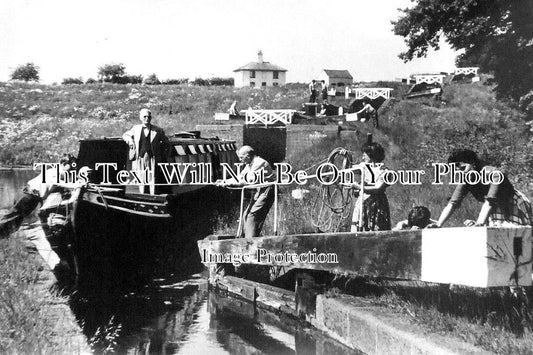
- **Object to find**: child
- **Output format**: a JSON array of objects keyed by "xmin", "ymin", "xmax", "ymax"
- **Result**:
[{"xmin": 394, "ymin": 206, "xmax": 437, "ymax": 230}]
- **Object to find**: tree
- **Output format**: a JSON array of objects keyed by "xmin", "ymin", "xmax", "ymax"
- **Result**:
[
  {"xmin": 11, "ymin": 62, "xmax": 40, "ymax": 82},
  {"xmin": 97, "ymin": 63, "xmax": 126, "ymax": 83},
  {"xmin": 393, "ymin": 0, "xmax": 533, "ymax": 102}
]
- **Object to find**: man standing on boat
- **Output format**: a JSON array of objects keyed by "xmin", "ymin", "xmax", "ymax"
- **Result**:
[
  {"xmin": 122, "ymin": 108, "xmax": 169, "ymax": 195},
  {"xmin": 236, "ymin": 146, "xmax": 276, "ymax": 238}
]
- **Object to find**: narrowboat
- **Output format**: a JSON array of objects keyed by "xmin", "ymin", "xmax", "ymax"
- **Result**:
[{"xmin": 38, "ymin": 132, "xmax": 240, "ymax": 279}]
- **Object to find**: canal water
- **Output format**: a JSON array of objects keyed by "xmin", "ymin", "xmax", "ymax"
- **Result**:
[{"xmin": 1, "ymin": 170, "xmax": 360, "ymax": 355}]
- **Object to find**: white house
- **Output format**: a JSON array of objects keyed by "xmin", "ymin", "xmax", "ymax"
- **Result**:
[
  {"xmin": 233, "ymin": 51, "xmax": 287, "ymax": 88},
  {"xmin": 317, "ymin": 69, "xmax": 354, "ymax": 95}
]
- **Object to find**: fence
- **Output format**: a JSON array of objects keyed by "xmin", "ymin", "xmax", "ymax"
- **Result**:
[{"xmin": 245, "ymin": 109, "xmax": 296, "ymax": 126}]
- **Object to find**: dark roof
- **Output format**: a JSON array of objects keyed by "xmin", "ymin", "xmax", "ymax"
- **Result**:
[
  {"xmin": 234, "ymin": 61, "xmax": 287, "ymax": 72},
  {"xmin": 323, "ymin": 69, "xmax": 353, "ymax": 79}
]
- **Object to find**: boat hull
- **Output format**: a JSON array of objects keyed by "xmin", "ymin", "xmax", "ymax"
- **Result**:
[
  {"xmin": 71, "ymin": 186, "xmax": 239, "ymax": 282},
  {"xmin": 37, "ymin": 134, "xmax": 241, "ymax": 281}
]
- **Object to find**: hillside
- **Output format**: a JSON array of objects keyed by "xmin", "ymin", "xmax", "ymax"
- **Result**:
[{"xmin": 0, "ymin": 82, "xmax": 306, "ymax": 164}]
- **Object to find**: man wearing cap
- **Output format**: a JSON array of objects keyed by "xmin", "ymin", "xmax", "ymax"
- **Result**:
[
  {"xmin": 237, "ymin": 146, "xmax": 276, "ymax": 238},
  {"xmin": 123, "ymin": 108, "xmax": 169, "ymax": 194}
]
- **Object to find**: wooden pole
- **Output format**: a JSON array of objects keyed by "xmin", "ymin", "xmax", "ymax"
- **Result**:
[
  {"xmin": 358, "ymin": 165, "xmax": 364, "ymax": 231},
  {"xmin": 236, "ymin": 187, "xmax": 245, "ymax": 238},
  {"xmin": 274, "ymin": 184, "xmax": 278, "ymax": 236}
]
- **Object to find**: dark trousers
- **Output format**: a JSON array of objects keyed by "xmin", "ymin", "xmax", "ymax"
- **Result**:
[
  {"xmin": 310, "ymin": 90, "xmax": 317, "ymax": 103},
  {"xmin": 0, "ymin": 193, "xmax": 41, "ymax": 237},
  {"xmin": 242, "ymin": 186, "xmax": 275, "ymax": 238}
]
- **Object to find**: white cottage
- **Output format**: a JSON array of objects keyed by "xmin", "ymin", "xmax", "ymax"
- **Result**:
[
  {"xmin": 318, "ymin": 69, "xmax": 354, "ymax": 95},
  {"xmin": 233, "ymin": 51, "xmax": 287, "ymax": 88}
]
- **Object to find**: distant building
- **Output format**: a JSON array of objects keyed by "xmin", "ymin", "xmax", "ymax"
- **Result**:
[
  {"xmin": 233, "ymin": 51, "xmax": 287, "ymax": 88},
  {"xmin": 318, "ymin": 69, "xmax": 354, "ymax": 95}
]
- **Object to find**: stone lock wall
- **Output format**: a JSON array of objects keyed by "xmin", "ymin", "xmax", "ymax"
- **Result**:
[{"xmin": 196, "ymin": 124, "xmax": 341, "ymax": 164}]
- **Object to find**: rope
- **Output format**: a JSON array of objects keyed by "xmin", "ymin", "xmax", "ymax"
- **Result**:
[
  {"xmin": 311, "ymin": 147, "xmax": 355, "ymax": 232},
  {"xmin": 218, "ymin": 150, "xmax": 357, "ymax": 234},
  {"xmin": 90, "ymin": 184, "xmax": 109, "ymax": 210}
]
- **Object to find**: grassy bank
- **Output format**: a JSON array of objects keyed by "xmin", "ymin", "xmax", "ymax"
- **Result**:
[
  {"xmin": 0, "ymin": 82, "xmax": 308, "ymax": 164},
  {"xmin": 0, "ymin": 234, "xmax": 68, "ymax": 354}
]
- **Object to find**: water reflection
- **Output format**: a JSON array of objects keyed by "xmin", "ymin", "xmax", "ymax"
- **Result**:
[
  {"xmin": 0, "ymin": 169, "xmax": 37, "ymax": 209},
  {"xmin": 70, "ymin": 276, "xmax": 211, "ymax": 354},
  {"xmin": 2, "ymin": 170, "xmax": 361, "ymax": 354},
  {"xmin": 68, "ymin": 275, "xmax": 360, "ymax": 355}
]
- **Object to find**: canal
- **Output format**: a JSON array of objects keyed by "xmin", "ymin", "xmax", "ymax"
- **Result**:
[{"xmin": 1, "ymin": 169, "xmax": 359, "ymax": 354}]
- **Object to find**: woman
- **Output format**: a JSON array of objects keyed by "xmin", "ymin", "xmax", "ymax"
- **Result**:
[
  {"xmin": 436, "ymin": 149, "xmax": 533, "ymax": 227},
  {"xmin": 349, "ymin": 142, "xmax": 391, "ymax": 232}
]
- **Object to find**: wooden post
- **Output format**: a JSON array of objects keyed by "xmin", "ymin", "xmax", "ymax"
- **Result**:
[
  {"xmin": 236, "ymin": 187, "xmax": 245, "ymax": 238},
  {"xmin": 295, "ymin": 272, "xmax": 325, "ymax": 320},
  {"xmin": 273, "ymin": 183, "xmax": 278, "ymax": 236},
  {"xmin": 358, "ymin": 164, "xmax": 364, "ymax": 231}
]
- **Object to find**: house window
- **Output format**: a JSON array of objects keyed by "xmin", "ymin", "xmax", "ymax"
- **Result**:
[
  {"xmin": 250, "ymin": 71, "xmax": 256, "ymax": 78},
  {"xmin": 273, "ymin": 71, "xmax": 279, "ymax": 79},
  {"xmin": 250, "ymin": 82, "xmax": 255, "ymax": 87},
  {"xmin": 337, "ymin": 82, "xmax": 345, "ymax": 87},
  {"xmin": 262, "ymin": 82, "xmax": 267, "ymax": 87},
  {"xmin": 273, "ymin": 82, "xmax": 279, "ymax": 86}
]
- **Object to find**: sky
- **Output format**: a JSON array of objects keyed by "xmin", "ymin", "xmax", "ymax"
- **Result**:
[{"xmin": 0, "ymin": 0, "xmax": 459, "ymax": 83}]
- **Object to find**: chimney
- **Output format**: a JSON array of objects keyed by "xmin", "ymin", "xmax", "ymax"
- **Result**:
[{"xmin": 258, "ymin": 50, "xmax": 264, "ymax": 63}]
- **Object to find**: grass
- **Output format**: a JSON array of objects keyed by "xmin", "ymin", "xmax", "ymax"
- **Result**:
[
  {"xmin": 0, "ymin": 82, "xmax": 307, "ymax": 165},
  {"xmin": 0, "ymin": 235, "xmax": 68, "ymax": 354},
  {"xmin": 371, "ymin": 284, "xmax": 533, "ymax": 354},
  {"xmin": 0, "ymin": 228, "xmax": 123, "ymax": 354}
]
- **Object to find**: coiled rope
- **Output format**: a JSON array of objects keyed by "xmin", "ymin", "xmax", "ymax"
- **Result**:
[{"xmin": 310, "ymin": 147, "xmax": 355, "ymax": 232}]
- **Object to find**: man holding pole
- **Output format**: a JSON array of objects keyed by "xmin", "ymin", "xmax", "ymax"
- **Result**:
[{"xmin": 236, "ymin": 146, "xmax": 276, "ymax": 238}]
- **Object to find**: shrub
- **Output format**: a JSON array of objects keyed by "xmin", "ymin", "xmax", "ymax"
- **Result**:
[
  {"xmin": 191, "ymin": 77, "xmax": 234, "ymax": 86},
  {"xmin": 144, "ymin": 73, "xmax": 161, "ymax": 85},
  {"xmin": 209, "ymin": 77, "xmax": 234, "ymax": 86},
  {"xmin": 192, "ymin": 77, "xmax": 210, "ymax": 86},
  {"xmin": 112, "ymin": 74, "xmax": 143, "ymax": 84},
  {"xmin": 85, "ymin": 78, "xmax": 97, "ymax": 84},
  {"xmin": 161, "ymin": 78, "xmax": 188, "ymax": 85},
  {"xmin": 124, "ymin": 74, "xmax": 143, "ymax": 84},
  {"xmin": 61, "ymin": 77, "xmax": 83, "ymax": 85}
]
